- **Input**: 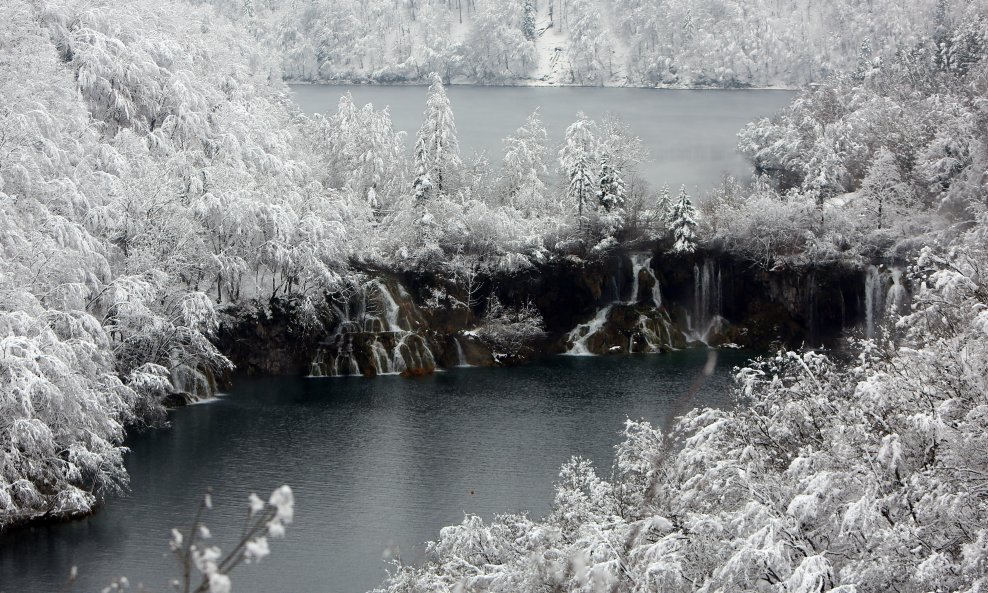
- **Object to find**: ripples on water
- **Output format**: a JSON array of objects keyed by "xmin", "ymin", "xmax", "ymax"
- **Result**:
[{"xmin": 0, "ymin": 350, "xmax": 754, "ymax": 593}]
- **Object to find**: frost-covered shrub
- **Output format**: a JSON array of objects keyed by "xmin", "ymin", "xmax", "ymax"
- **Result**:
[{"xmin": 475, "ymin": 296, "xmax": 546, "ymax": 357}]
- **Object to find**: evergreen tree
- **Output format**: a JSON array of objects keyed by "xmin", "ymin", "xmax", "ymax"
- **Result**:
[
  {"xmin": 668, "ymin": 185, "xmax": 698, "ymax": 253},
  {"xmin": 596, "ymin": 157, "xmax": 626, "ymax": 212},
  {"xmin": 656, "ymin": 183, "xmax": 672, "ymax": 226},
  {"xmin": 559, "ymin": 113, "xmax": 597, "ymax": 223},
  {"xmin": 412, "ymin": 162, "xmax": 433, "ymax": 202},
  {"xmin": 522, "ymin": 0, "xmax": 537, "ymax": 41},
  {"xmin": 502, "ymin": 110, "xmax": 548, "ymax": 210},
  {"xmin": 853, "ymin": 38, "xmax": 874, "ymax": 81},
  {"xmin": 413, "ymin": 72, "xmax": 461, "ymax": 197}
]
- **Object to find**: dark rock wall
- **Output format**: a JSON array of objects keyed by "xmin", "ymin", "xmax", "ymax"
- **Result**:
[{"xmin": 216, "ymin": 247, "xmax": 878, "ymax": 378}]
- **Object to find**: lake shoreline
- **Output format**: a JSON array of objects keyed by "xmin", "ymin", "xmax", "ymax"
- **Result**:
[
  {"xmin": 0, "ymin": 353, "xmax": 751, "ymax": 593},
  {"xmin": 286, "ymin": 78, "xmax": 802, "ymax": 92}
]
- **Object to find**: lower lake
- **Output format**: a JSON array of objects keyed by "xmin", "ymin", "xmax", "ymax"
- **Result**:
[{"xmin": 0, "ymin": 350, "xmax": 753, "ymax": 593}]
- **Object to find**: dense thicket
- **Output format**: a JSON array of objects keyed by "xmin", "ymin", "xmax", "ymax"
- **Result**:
[
  {"xmin": 0, "ymin": 0, "xmax": 347, "ymax": 524},
  {"xmin": 700, "ymin": 13, "xmax": 988, "ymax": 268}
]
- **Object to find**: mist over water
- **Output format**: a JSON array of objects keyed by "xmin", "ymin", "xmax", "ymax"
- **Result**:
[
  {"xmin": 0, "ymin": 351, "xmax": 752, "ymax": 593},
  {"xmin": 290, "ymin": 85, "xmax": 795, "ymax": 194}
]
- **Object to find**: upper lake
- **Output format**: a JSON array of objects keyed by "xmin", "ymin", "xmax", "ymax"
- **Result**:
[{"xmin": 290, "ymin": 85, "xmax": 796, "ymax": 193}]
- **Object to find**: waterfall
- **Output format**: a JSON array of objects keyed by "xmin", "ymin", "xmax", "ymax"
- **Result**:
[
  {"xmin": 864, "ymin": 265, "xmax": 885, "ymax": 340},
  {"xmin": 629, "ymin": 314, "xmax": 670, "ymax": 354},
  {"xmin": 365, "ymin": 278, "xmax": 404, "ymax": 333},
  {"xmin": 564, "ymin": 253, "xmax": 669, "ymax": 355},
  {"xmin": 371, "ymin": 338, "xmax": 396, "ymax": 375},
  {"xmin": 887, "ymin": 268, "xmax": 909, "ymax": 318},
  {"xmin": 691, "ymin": 260, "xmax": 723, "ymax": 343},
  {"xmin": 170, "ymin": 365, "xmax": 213, "ymax": 399},
  {"xmin": 628, "ymin": 254, "xmax": 662, "ymax": 307},
  {"xmin": 864, "ymin": 265, "xmax": 910, "ymax": 340},
  {"xmin": 311, "ymin": 277, "xmax": 437, "ymax": 377},
  {"xmin": 565, "ymin": 304, "xmax": 615, "ymax": 356},
  {"xmin": 453, "ymin": 337, "xmax": 470, "ymax": 367}
]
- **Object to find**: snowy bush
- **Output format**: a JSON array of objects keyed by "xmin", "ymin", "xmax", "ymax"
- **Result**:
[{"xmin": 475, "ymin": 296, "xmax": 546, "ymax": 358}]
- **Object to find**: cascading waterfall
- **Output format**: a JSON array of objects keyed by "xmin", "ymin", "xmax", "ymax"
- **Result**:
[
  {"xmin": 628, "ymin": 253, "xmax": 663, "ymax": 307},
  {"xmin": 864, "ymin": 265, "xmax": 886, "ymax": 340},
  {"xmin": 864, "ymin": 265, "xmax": 909, "ymax": 340},
  {"xmin": 565, "ymin": 304, "xmax": 615, "ymax": 356},
  {"xmin": 887, "ymin": 268, "xmax": 909, "ymax": 318},
  {"xmin": 565, "ymin": 254, "xmax": 670, "ymax": 355},
  {"xmin": 310, "ymin": 278, "xmax": 437, "ymax": 377},
  {"xmin": 371, "ymin": 338, "xmax": 395, "ymax": 374},
  {"xmin": 690, "ymin": 260, "xmax": 724, "ymax": 343}
]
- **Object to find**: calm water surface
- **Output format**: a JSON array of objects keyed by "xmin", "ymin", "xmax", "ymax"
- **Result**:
[
  {"xmin": 290, "ymin": 85, "xmax": 795, "ymax": 192},
  {"xmin": 0, "ymin": 351, "xmax": 753, "ymax": 593}
]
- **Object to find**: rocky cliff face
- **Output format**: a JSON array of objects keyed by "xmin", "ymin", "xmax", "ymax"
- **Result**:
[{"xmin": 215, "ymin": 247, "xmax": 908, "ymax": 378}]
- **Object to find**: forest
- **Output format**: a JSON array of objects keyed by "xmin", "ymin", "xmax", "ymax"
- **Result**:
[
  {"xmin": 199, "ymin": 0, "xmax": 982, "ymax": 88},
  {"xmin": 2, "ymin": 0, "xmax": 988, "ymax": 591}
]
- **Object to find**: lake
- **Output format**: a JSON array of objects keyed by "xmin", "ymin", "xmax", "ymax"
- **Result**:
[
  {"xmin": 0, "ymin": 350, "xmax": 753, "ymax": 593},
  {"xmin": 290, "ymin": 85, "xmax": 795, "ymax": 193}
]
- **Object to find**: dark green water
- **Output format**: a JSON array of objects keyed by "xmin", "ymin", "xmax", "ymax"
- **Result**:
[{"xmin": 0, "ymin": 351, "xmax": 752, "ymax": 593}]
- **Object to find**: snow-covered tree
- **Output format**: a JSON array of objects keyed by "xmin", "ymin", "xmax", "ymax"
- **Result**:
[
  {"xmin": 501, "ymin": 110, "xmax": 549, "ymax": 212},
  {"xmin": 413, "ymin": 73, "xmax": 462, "ymax": 197},
  {"xmin": 860, "ymin": 147, "xmax": 913, "ymax": 229},
  {"xmin": 559, "ymin": 113, "xmax": 598, "ymax": 223},
  {"xmin": 522, "ymin": 0, "xmax": 537, "ymax": 41},
  {"xmin": 596, "ymin": 157, "xmax": 626, "ymax": 212},
  {"xmin": 668, "ymin": 185, "xmax": 698, "ymax": 253},
  {"xmin": 462, "ymin": 0, "xmax": 536, "ymax": 82}
]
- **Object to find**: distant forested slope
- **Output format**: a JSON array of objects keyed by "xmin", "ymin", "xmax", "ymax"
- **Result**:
[{"xmin": 196, "ymin": 0, "xmax": 983, "ymax": 88}]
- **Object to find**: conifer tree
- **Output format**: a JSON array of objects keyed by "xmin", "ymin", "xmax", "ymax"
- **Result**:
[
  {"xmin": 413, "ymin": 73, "xmax": 461, "ymax": 197},
  {"xmin": 669, "ymin": 185, "xmax": 698, "ymax": 253},
  {"xmin": 596, "ymin": 157, "xmax": 626, "ymax": 212},
  {"xmin": 559, "ymin": 113, "xmax": 597, "ymax": 223},
  {"xmin": 523, "ymin": 0, "xmax": 537, "ymax": 41}
]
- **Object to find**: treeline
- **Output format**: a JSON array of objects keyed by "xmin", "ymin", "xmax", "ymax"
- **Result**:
[
  {"xmin": 700, "ymin": 11, "xmax": 988, "ymax": 268},
  {"xmin": 198, "ymin": 0, "xmax": 983, "ymax": 87}
]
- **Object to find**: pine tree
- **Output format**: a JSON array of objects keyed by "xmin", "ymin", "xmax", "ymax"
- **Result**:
[
  {"xmin": 656, "ymin": 184, "xmax": 672, "ymax": 226},
  {"xmin": 502, "ymin": 110, "xmax": 548, "ymax": 210},
  {"xmin": 853, "ymin": 39, "xmax": 874, "ymax": 81},
  {"xmin": 559, "ymin": 113, "xmax": 597, "ymax": 222},
  {"xmin": 669, "ymin": 185, "xmax": 698, "ymax": 253},
  {"xmin": 413, "ymin": 72, "xmax": 461, "ymax": 197},
  {"xmin": 596, "ymin": 157, "xmax": 626, "ymax": 212},
  {"xmin": 523, "ymin": 0, "xmax": 537, "ymax": 41},
  {"xmin": 413, "ymin": 162, "xmax": 433, "ymax": 202}
]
